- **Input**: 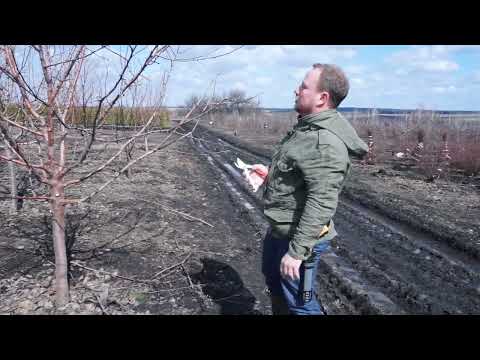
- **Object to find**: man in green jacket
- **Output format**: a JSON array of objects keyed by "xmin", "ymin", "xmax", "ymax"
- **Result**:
[{"xmin": 261, "ymin": 63, "xmax": 368, "ymax": 315}]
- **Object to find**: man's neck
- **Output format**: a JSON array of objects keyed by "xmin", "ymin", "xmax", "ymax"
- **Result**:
[{"xmin": 297, "ymin": 107, "xmax": 333, "ymax": 119}]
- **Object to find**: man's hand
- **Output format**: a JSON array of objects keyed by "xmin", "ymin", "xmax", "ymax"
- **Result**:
[
  {"xmin": 280, "ymin": 253, "xmax": 302, "ymax": 281},
  {"xmin": 234, "ymin": 158, "xmax": 268, "ymax": 192}
]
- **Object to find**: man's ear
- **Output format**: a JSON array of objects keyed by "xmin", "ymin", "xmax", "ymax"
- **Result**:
[{"xmin": 317, "ymin": 91, "xmax": 329, "ymax": 107}]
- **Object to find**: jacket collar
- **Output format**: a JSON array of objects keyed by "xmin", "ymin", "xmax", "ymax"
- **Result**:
[{"xmin": 294, "ymin": 110, "xmax": 338, "ymax": 131}]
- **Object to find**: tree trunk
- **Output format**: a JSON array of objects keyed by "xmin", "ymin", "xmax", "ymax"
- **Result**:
[
  {"xmin": 6, "ymin": 147, "xmax": 17, "ymax": 214},
  {"xmin": 51, "ymin": 181, "xmax": 69, "ymax": 306}
]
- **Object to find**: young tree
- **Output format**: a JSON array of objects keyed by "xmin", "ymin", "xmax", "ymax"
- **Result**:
[{"xmin": 0, "ymin": 45, "xmax": 239, "ymax": 306}]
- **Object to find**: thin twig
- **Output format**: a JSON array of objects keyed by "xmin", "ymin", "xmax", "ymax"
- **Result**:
[
  {"xmin": 156, "ymin": 45, "xmax": 244, "ymax": 63},
  {"xmin": 93, "ymin": 291, "xmax": 109, "ymax": 315},
  {"xmin": 63, "ymin": 112, "xmax": 156, "ymax": 183},
  {"xmin": 139, "ymin": 283, "xmax": 207, "ymax": 294},
  {"xmin": 70, "ymin": 261, "xmax": 151, "ymax": 284},
  {"xmin": 0, "ymin": 195, "xmax": 50, "ymax": 201},
  {"xmin": 180, "ymin": 263, "xmax": 205, "ymax": 300},
  {"xmin": 212, "ymin": 292, "xmax": 243, "ymax": 303},
  {"xmin": 140, "ymin": 199, "xmax": 214, "ymax": 228},
  {"xmin": 166, "ymin": 149, "xmax": 229, "ymax": 155},
  {"xmin": 160, "ymin": 206, "xmax": 214, "ymax": 228},
  {"xmin": 151, "ymin": 253, "xmax": 192, "ymax": 280}
]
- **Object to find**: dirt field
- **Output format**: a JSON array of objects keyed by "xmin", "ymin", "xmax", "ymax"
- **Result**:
[
  {"xmin": 1, "ymin": 123, "xmax": 479, "ymax": 314},
  {"xmin": 190, "ymin": 124, "xmax": 480, "ymax": 314},
  {"xmin": 0, "ymin": 132, "xmax": 270, "ymax": 314},
  {"xmin": 211, "ymin": 125, "xmax": 480, "ymax": 259}
]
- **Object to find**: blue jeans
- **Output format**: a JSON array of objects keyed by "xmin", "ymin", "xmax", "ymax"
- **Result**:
[{"xmin": 262, "ymin": 227, "xmax": 331, "ymax": 315}]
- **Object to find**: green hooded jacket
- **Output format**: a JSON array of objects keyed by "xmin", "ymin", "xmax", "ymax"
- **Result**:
[{"xmin": 262, "ymin": 109, "xmax": 368, "ymax": 260}]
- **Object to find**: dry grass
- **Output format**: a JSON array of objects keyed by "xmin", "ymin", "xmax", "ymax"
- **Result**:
[
  {"xmin": 200, "ymin": 109, "xmax": 480, "ymax": 177},
  {"xmin": 201, "ymin": 110, "xmax": 297, "ymax": 136},
  {"xmin": 347, "ymin": 111, "xmax": 480, "ymax": 177}
]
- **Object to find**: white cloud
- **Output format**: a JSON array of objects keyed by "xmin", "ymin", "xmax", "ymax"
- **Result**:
[
  {"xmin": 432, "ymin": 45, "xmax": 480, "ymax": 54},
  {"xmin": 422, "ymin": 60, "xmax": 459, "ymax": 72},
  {"xmin": 139, "ymin": 45, "xmax": 480, "ymax": 110},
  {"xmin": 371, "ymin": 73, "xmax": 384, "ymax": 82},
  {"xmin": 232, "ymin": 81, "xmax": 247, "ymax": 92},
  {"xmin": 201, "ymin": 45, "xmax": 359, "ymax": 71},
  {"xmin": 344, "ymin": 64, "xmax": 367, "ymax": 75},
  {"xmin": 351, "ymin": 77, "xmax": 367, "ymax": 88},
  {"xmin": 388, "ymin": 46, "xmax": 460, "ymax": 73},
  {"xmin": 7, "ymin": 45, "xmax": 480, "ymax": 110},
  {"xmin": 278, "ymin": 46, "xmax": 357, "ymax": 68},
  {"xmin": 383, "ymin": 89, "xmax": 406, "ymax": 96},
  {"xmin": 291, "ymin": 66, "xmax": 311, "ymax": 81},
  {"xmin": 255, "ymin": 76, "xmax": 272, "ymax": 86},
  {"xmin": 432, "ymin": 85, "xmax": 457, "ymax": 94},
  {"xmin": 155, "ymin": 45, "xmax": 361, "ymax": 107}
]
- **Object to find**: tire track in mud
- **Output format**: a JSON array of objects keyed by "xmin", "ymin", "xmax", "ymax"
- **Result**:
[
  {"xmin": 190, "ymin": 135, "xmax": 400, "ymax": 315},
  {"xmin": 188, "ymin": 124, "xmax": 480, "ymax": 315},
  {"xmin": 334, "ymin": 202, "xmax": 480, "ymax": 314}
]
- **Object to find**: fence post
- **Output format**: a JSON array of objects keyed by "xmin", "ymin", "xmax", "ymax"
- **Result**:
[
  {"xmin": 438, "ymin": 133, "xmax": 451, "ymax": 177},
  {"xmin": 362, "ymin": 130, "xmax": 375, "ymax": 165},
  {"xmin": 410, "ymin": 130, "xmax": 425, "ymax": 163}
]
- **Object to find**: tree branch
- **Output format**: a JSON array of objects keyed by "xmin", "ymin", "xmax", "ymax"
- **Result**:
[
  {"xmin": 156, "ymin": 45, "xmax": 244, "ymax": 63},
  {"xmin": 74, "ymin": 46, "xmax": 150, "ymax": 166},
  {"xmin": 0, "ymin": 114, "xmax": 44, "ymax": 138},
  {"xmin": 77, "ymin": 121, "xmax": 197, "ymax": 203},
  {"xmin": 45, "ymin": 45, "xmax": 106, "ymax": 68},
  {"xmin": 63, "ymin": 112, "xmax": 156, "ymax": 183},
  {"xmin": 1, "ymin": 47, "xmax": 46, "ymax": 125},
  {"xmin": 0, "ymin": 195, "xmax": 50, "ymax": 201},
  {"xmin": 0, "ymin": 154, "xmax": 45, "ymax": 171}
]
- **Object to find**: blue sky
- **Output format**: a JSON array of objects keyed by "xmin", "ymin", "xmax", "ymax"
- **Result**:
[
  {"xmin": 142, "ymin": 45, "xmax": 479, "ymax": 111},
  {"xmin": 71, "ymin": 45, "xmax": 480, "ymax": 111},
  {"xmin": 7, "ymin": 45, "xmax": 480, "ymax": 111}
]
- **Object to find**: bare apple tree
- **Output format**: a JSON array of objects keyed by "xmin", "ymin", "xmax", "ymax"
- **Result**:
[{"xmin": 0, "ymin": 45, "xmax": 240, "ymax": 306}]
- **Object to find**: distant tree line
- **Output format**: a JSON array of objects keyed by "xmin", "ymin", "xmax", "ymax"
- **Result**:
[
  {"xmin": 0, "ymin": 104, "xmax": 171, "ymax": 129},
  {"xmin": 182, "ymin": 89, "xmax": 260, "ymax": 117}
]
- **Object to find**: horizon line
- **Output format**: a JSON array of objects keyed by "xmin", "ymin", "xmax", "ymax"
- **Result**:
[{"xmin": 162, "ymin": 106, "xmax": 480, "ymax": 114}]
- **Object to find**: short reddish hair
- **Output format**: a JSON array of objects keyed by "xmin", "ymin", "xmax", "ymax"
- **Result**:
[{"xmin": 312, "ymin": 63, "xmax": 349, "ymax": 108}]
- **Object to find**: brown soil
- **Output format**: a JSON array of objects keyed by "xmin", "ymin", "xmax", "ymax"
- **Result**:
[
  {"xmin": 1, "ymin": 123, "xmax": 479, "ymax": 315},
  {"xmin": 0, "ymin": 132, "xmax": 270, "ymax": 315},
  {"xmin": 194, "ymin": 124, "xmax": 480, "ymax": 314}
]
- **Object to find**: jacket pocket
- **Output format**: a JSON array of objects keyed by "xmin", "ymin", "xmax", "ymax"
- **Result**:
[
  {"xmin": 272, "ymin": 155, "xmax": 299, "ymax": 195},
  {"xmin": 276, "ymin": 155, "xmax": 294, "ymax": 173}
]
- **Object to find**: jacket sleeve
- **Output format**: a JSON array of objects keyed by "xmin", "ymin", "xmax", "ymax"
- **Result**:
[{"xmin": 288, "ymin": 134, "xmax": 348, "ymax": 260}]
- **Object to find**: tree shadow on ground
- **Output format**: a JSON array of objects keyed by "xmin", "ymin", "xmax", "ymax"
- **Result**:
[
  {"xmin": 0, "ymin": 207, "xmax": 144, "ymax": 279},
  {"xmin": 191, "ymin": 257, "xmax": 262, "ymax": 315}
]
